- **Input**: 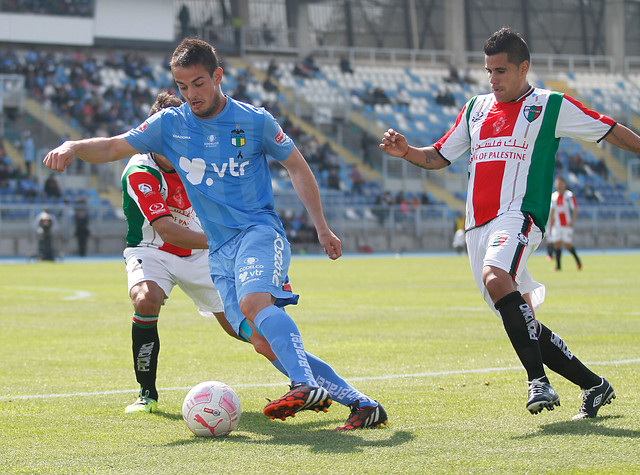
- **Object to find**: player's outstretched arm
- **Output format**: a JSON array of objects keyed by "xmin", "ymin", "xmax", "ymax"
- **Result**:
[
  {"xmin": 604, "ymin": 123, "xmax": 640, "ymax": 155},
  {"xmin": 43, "ymin": 135, "xmax": 138, "ymax": 172},
  {"xmin": 151, "ymin": 216, "xmax": 208, "ymax": 249},
  {"xmin": 281, "ymin": 147, "xmax": 342, "ymax": 260},
  {"xmin": 379, "ymin": 128, "xmax": 448, "ymax": 170}
]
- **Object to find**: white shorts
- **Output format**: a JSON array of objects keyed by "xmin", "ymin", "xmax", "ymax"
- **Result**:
[
  {"xmin": 466, "ymin": 211, "xmax": 546, "ymax": 317},
  {"xmin": 550, "ymin": 225, "xmax": 574, "ymax": 244},
  {"xmin": 123, "ymin": 247, "xmax": 224, "ymax": 317}
]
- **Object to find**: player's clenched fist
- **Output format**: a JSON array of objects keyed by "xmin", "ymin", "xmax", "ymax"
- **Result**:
[
  {"xmin": 379, "ymin": 128, "xmax": 409, "ymax": 158},
  {"xmin": 43, "ymin": 142, "xmax": 75, "ymax": 172}
]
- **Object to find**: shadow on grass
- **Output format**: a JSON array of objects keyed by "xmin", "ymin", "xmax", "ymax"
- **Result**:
[
  {"xmin": 152, "ymin": 410, "xmax": 183, "ymax": 422},
  {"xmin": 163, "ymin": 410, "xmax": 414, "ymax": 453},
  {"xmin": 514, "ymin": 415, "xmax": 640, "ymax": 439}
]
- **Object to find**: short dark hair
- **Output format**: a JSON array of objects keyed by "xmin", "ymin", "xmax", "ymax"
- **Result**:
[
  {"xmin": 148, "ymin": 91, "xmax": 184, "ymax": 117},
  {"xmin": 484, "ymin": 27, "xmax": 530, "ymax": 66},
  {"xmin": 170, "ymin": 38, "xmax": 219, "ymax": 76}
]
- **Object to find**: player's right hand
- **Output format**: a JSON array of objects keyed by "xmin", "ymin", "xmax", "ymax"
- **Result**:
[
  {"xmin": 43, "ymin": 142, "xmax": 75, "ymax": 172},
  {"xmin": 379, "ymin": 128, "xmax": 409, "ymax": 158}
]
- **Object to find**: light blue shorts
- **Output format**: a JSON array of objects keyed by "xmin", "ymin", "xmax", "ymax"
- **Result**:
[{"xmin": 209, "ymin": 225, "xmax": 299, "ymax": 333}]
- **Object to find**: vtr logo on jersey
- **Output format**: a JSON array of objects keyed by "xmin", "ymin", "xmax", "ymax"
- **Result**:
[
  {"xmin": 523, "ymin": 105, "xmax": 542, "ymax": 123},
  {"xmin": 231, "ymin": 128, "xmax": 245, "ymax": 147},
  {"xmin": 179, "ymin": 156, "xmax": 250, "ymax": 186}
]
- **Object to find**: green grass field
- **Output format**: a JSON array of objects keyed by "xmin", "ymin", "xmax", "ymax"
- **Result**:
[{"xmin": 1, "ymin": 252, "xmax": 639, "ymax": 474}]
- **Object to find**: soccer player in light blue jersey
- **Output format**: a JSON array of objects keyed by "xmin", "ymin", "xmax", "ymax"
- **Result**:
[{"xmin": 43, "ymin": 38, "xmax": 387, "ymax": 430}]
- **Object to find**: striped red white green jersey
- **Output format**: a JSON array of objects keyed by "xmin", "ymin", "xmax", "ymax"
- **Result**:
[
  {"xmin": 434, "ymin": 87, "xmax": 614, "ymax": 231},
  {"xmin": 121, "ymin": 153, "xmax": 203, "ymax": 257},
  {"xmin": 550, "ymin": 190, "xmax": 577, "ymax": 227}
]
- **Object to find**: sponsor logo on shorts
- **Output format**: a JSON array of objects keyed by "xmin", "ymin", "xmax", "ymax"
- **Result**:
[
  {"xmin": 491, "ymin": 235, "xmax": 508, "ymax": 247},
  {"xmin": 272, "ymin": 236, "xmax": 284, "ymax": 286},
  {"xmin": 517, "ymin": 233, "xmax": 529, "ymax": 245},
  {"xmin": 245, "ymin": 257, "xmax": 259, "ymax": 265}
]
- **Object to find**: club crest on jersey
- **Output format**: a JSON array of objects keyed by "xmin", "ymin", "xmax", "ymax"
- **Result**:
[
  {"xmin": 523, "ymin": 105, "xmax": 542, "ymax": 123},
  {"xmin": 138, "ymin": 183, "xmax": 153, "ymax": 195},
  {"xmin": 231, "ymin": 129, "xmax": 245, "ymax": 147},
  {"xmin": 491, "ymin": 235, "xmax": 508, "ymax": 247}
]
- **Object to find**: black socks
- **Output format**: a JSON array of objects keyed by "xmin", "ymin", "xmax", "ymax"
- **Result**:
[
  {"xmin": 537, "ymin": 322, "xmax": 600, "ymax": 389},
  {"xmin": 495, "ymin": 291, "xmax": 547, "ymax": 382},
  {"xmin": 132, "ymin": 322, "xmax": 160, "ymax": 401}
]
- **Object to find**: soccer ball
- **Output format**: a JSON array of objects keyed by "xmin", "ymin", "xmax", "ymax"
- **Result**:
[{"xmin": 182, "ymin": 381, "xmax": 241, "ymax": 437}]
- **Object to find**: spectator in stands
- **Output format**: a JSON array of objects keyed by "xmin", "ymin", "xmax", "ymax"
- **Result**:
[
  {"xmin": 362, "ymin": 87, "xmax": 376, "ymax": 106},
  {"xmin": 0, "ymin": 147, "xmax": 18, "ymax": 186},
  {"xmin": 266, "ymin": 59, "xmax": 279, "ymax": 78},
  {"xmin": 44, "ymin": 174, "xmax": 62, "ymax": 200},
  {"xmin": 419, "ymin": 192, "xmax": 432, "ymax": 205},
  {"xmin": 303, "ymin": 54, "xmax": 320, "ymax": 74},
  {"xmin": 373, "ymin": 190, "xmax": 395, "ymax": 224},
  {"xmin": 339, "ymin": 56, "xmax": 353, "ymax": 74},
  {"xmin": 22, "ymin": 130, "xmax": 36, "ymax": 176},
  {"xmin": 435, "ymin": 87, "xmax": 456, "ymax": 106},
  {"xmin": 327, "ymin": 168, "xmax": 342, "ymax": 191},
  {"xmin": 349, "ymin": 165, "xmax": 365, "ymax": 196},
  {"xmin": 360, "ymin": 132, "xmax": 374, "ymax": 167},
  {"xmin": 17, "ymin": 174, "xmax": 42, "ymax": 202},
  {"xmin": 445, "ymin": 64, "xmax": 461, "ymax": 84},
  {"xmin": 262, "ymin": 76, "xmax": 278, "ymax": 93},
  {"xmin": 462, "ymin": 69, "xmax": 477, "ymax": 85},
  {"xmin": 232, "ymin": 76, "xmax": 251, "ymax": 103},
  {"xmin": 593, "ymin": 158, "xmax": 609, "ymax": 181},
  {"xmin": 396, "ymin": 86, "xmax": 411, "ymax": 109},
  {"xmin": 178, "ymin": 5, "xmax": 192, "ymax": 39},
  {"xmin": 568, "ymin": 153, "xmax": 588, "ymax": 178},
  {"xmin": 262, "ymin": 23, "xmax": 276, "ymax": 46},
  {"xmin": 261, "ymin": 100, "xmax": 282, "ymax": 117},
  {"xmin": 582, "ymin": 183, "xmax": 603, "ymax": 203},
  {"xmin": 373, "ymin": 87, "xmax": 391, "ymax": 105},
  {"xmin": 292, "ymin": 61, "xmax": 312, "ymax": 78}
]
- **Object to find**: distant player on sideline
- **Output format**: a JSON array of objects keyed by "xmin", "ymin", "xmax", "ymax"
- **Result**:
[
  {"xmin": 548, "ymin": 176, "xmax": 582, "ymax": 271},
  {"xmin": 44, "ymin": 41, "xmax": 387, "ymax": 430},
  {"xmin": 379, "ymin": 27, "xmax": 635, "ymax": 419}
]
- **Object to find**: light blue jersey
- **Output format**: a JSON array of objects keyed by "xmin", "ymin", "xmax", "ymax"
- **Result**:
[{"xmin": 123, "ymin": 97, "xmax": 295, "ymax": 250}]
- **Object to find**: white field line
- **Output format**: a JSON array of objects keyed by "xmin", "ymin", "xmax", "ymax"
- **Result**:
[
  {"xmin": 3, "ymin": 286, "xmax": 92, "ymax": 300},
  {"xmin": 2, "ymin": 358, "xmax": 638, "ymax": 402}
]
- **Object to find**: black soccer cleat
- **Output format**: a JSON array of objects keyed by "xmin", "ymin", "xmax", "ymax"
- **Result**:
[
  {"xmin": 334, "ymin": 400, "xmax": 388, "ymax": 431},
  {"xmin": 263, "ymin": 383, "xmax": 332, "ymax": 421},
  {"xmin": 526, "ymin": 378, "xmax": 560, "ymax": 414},
  {"xmin": 573, "ymin": 377, "xmax": 615, "ymax": 420}
]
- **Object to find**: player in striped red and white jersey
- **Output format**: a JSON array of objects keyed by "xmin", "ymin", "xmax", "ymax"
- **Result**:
[
  {"xmin": 548, "ymin": 176, "xmax": 581, "ymax": 271},
  {"xmin": 380, "ymin": 27, "xmax": 636, "ymax": 419},
  {"xmin": 121, "ymin": 93, "xmax": 229, "ymax": 414}
]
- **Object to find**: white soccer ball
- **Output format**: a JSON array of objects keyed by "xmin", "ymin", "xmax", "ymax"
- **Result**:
[{"xmin": 182, "ymin": 381, "xmax": 241, "ymax": 437}]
